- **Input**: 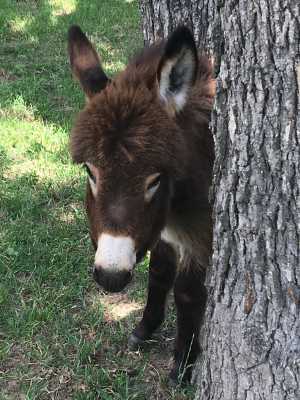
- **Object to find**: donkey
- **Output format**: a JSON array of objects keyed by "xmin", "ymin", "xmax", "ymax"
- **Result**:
[{"xmin": 67, "ymin": 25, "xmax": 215, "ymax": 384}]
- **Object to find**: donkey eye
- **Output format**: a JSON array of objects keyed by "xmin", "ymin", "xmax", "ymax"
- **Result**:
[
  {"xmin": 145, "ymin": 173, "xmax": 161, "ymax": 201},
  {"xmin": 84, "ymin": 163, "xmax": 98, "ymax": 197},
  {"xmin": 84, "ymin": 164, "xmax": 96, "ymax": 183},
  {"xmin": 147, "ymin": 175, "xmax": 161, "ymax": 189}
]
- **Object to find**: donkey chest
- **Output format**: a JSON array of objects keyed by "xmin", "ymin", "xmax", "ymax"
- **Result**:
[
  {"xmin": 161, "ymin": 181, "xmax": 200, "ymax": 257},
  {"xmin": 160, "ymin": 225, "xmax": 187, "ymax": 262},
  {"xmin": 160, "ymin": 197, "xmax": 212, "ymax": 269},
  {"xmin": 160, "ymin": 176, "xmax": 212, "ymax": 267}
]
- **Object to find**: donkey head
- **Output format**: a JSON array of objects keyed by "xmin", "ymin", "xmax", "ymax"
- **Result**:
[{"xmin": 68, "ymin": 25, "xmax": 198, "ymax": 292}]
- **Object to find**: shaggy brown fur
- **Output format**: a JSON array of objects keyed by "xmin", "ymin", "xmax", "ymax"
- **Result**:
[{"xmin": 68, "ymin": 25, "xmax": 215, "ymax": 385}]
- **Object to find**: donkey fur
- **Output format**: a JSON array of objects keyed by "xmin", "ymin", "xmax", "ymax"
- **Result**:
[{"xmin": 68, "ymin": 25, "xmax": 215, "ymax": 384}]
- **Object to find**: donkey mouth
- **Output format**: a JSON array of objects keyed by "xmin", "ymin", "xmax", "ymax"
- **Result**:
[
  {"xmin": 92, "ymin": 248, "xmax": 147, "ymax": 293},
  {"xmin": 93, "ymin": 267, "xmax": 133, "ymax": 292}
]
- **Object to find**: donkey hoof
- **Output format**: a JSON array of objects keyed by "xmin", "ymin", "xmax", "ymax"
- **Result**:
[{"xmin": 128, "ymin": 333, "xmax": 145, "ymax": 351}]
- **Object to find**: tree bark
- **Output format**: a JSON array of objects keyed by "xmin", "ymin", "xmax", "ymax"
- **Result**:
[
  {"xmin": 138, "ymin": 1, "xmax": 300, "ymax": 399},
  {"xmin": 138, "ymin": 0, "xmax": 210, "ymax": 50},
  {"xmin": 195, "ymin": 2, "xmax": 300, "ymax": 399}
]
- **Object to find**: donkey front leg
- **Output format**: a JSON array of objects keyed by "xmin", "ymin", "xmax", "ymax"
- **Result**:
[
  {"xmin": 128, "ymin": 240, "xmax": 177, "ymax": 350},
  {"xmin": 170, "ymin": 266, "xmax": 207, "ymax": 385}
]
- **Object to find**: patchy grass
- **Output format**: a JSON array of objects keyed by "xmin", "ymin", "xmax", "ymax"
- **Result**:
[{"xmin": 0, "ymin": 1, "xmax": 195, "ymax": 399}]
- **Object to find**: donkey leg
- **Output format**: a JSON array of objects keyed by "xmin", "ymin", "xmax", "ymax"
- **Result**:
[
  {"xmin": 170, "ymin": 265, "xmax": 207, "ymax": 385},
  {"xmin": 128, "ymin": 240, "xmax": 177, "ymax": 350}
]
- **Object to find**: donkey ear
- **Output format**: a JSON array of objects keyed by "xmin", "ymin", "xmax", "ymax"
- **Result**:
[
  {"xmin": 68, "ymin": 25, "xmax": 109, "ymax": 99},
  {"xmin": 157, "ymin": 26, "xmax": 198, "ymax": 113}
]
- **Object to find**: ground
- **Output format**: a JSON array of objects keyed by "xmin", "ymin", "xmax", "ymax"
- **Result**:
[{"xmin": 0, "ymin": 1, "xmax": 195, "ymax": 399}]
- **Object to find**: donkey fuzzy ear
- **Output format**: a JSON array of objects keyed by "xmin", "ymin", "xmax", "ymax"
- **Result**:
[
  {"xmin": 68, "ymin": 25, "xmax": 109, "ymax": 99},
  {"xmin": 157, "ymin": 26, "xmax": 198, "ymax": 113}
]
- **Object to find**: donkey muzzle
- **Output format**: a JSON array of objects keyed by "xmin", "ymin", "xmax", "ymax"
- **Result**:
[
  {"xmin": 93, "ymin": 234, "xmax": 136, "ymax": 292},
  {"xmin": 93, "ymin": 267, "xmax": 132, "ymax": 292}
]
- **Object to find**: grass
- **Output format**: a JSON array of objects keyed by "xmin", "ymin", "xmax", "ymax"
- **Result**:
[{"xmin": 0, "ymin": 1, "xmax": 195, "ymax": 399}]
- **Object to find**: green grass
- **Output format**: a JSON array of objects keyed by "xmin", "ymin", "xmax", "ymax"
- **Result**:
[{"xmin": 0, "ymin": 1, "xmax": 195, "ymax": 399}]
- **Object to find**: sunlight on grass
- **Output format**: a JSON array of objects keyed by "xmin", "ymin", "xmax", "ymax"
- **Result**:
[
  {"xmin": 91, "ymin": 292, "xmax": 142, "ymax": 322},
  {"xmin": 0, "ymin": 100, "xmax": 74, "ymax": 185},
  {"xmin": 50, "ymin": 0, "xmax": 77, "ymax": 16},
  {"xmin": 8, "ymin": 15, "xmax": 32, "ymax": 34},
  {"xmin": 0, "ymin": 95, "xmax": 37, "ymax": 121}
]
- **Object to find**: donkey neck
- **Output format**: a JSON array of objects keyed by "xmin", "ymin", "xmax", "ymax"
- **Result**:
[{"xmin": 161, "ymin": 173, "xmax": 213, "ymax": 269}]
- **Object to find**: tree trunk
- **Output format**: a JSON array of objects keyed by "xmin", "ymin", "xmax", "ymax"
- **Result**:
[
  {"xmin": 138, "ymin": 0, "xmax": 210, "ymax": 50},
  {"xmin": 138, "ymin": 1, "xmax": 300, "ymax": 399},
  {"xmin": 195, "ymin": 1, "xmax": 300, "ymax": 399}
]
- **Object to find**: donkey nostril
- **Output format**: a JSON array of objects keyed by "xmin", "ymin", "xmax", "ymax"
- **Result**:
[{"xmin": 93, "ymin": 266, "xmax": 104, "ymax": 283}]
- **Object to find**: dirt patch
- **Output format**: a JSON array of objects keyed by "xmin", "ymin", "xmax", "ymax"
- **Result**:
[
  {"xmin": 1, "ymin": 344, "xmax": 26, "ymax": 374},
  {"xmin": 100, "ymin": 292, "xmax": 143, "ymax": 321},
  {"xmin": 0, "ymin": 345, "xmax": 26, "ymax": 399}
]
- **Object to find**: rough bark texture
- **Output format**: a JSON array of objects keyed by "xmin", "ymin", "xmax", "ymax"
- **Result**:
[
  {"xmin": 138, "ymin": 1, "xmax": 300, "ymax": 399},
  {"xmin": 195, "ymin": 1, "xmax": 300, "ymax": 399},
  {"xmin": 138, "ymin": 0, "xmax": 210, "ymax": 50}
]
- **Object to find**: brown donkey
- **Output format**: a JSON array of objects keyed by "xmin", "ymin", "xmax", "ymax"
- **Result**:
[{"xmin": 68, "ymin": 25, "xmax": 215, "ymax": 384}]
